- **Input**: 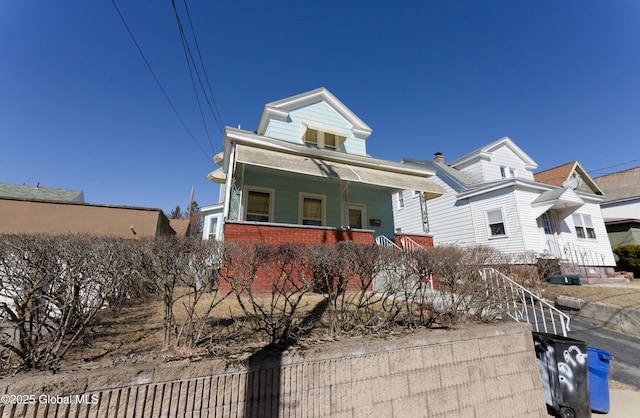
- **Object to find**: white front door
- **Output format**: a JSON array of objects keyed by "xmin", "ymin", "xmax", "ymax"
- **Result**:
[{"xmin": 537, "ymin": 212, "xmax": 558, "ymax": 254}]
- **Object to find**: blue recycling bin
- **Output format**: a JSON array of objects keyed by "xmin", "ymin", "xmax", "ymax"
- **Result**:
[{"xmin": 588, "ymin": 346, "xmax": 613, "ymax": 413}]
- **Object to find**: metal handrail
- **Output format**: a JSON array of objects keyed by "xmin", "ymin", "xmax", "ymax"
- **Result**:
[
  {"xmin": 399, "ymin": 236, "xmax": 424, "ymax": 251},
  {"xmin": 480, "ymin": 267, "xmax": 571, "ymax": 337},
  {"xmin": 375, "ymin": 235, "xmax": 401, "ymax": 250}
]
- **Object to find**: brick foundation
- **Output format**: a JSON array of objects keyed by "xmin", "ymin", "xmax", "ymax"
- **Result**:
[{"xmin": 224, "ymin": 221, "xmax": 375, "ymax": 245}]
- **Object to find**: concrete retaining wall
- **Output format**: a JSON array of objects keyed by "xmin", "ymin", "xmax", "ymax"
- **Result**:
[
  {"xmin": 557, "ymin": 296, "xmax": 640, "ymax": 338},
  {"xmin": 0, "ymin": 323, "xmax": 546, "ymax": 418}
]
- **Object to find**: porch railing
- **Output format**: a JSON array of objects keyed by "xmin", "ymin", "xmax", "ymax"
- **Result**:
[
  {"xmin": 375, "ymin": 235, "xmax": 401, "ymax": 250},
  {"xmin": 376, "ymin": 236, "xmax": 433, "ymax": 290},
  {"xmin": 544, "ymin": 240, "xmax": 607, "ymax": 267},
  {"xmin": 480, "ymin": 267, "xmax": 571, "ymax": 337},
  {"xmin": 399, "ymin": 236, "xmax": 423, "ymax": 251}
]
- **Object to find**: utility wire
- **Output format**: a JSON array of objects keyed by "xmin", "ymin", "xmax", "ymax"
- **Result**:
[
  {"xmin": 171, "ymin": 0, "xmax": 216, "ymax": 155},
  {"xmin": 111, "ymin": 0, "xmax": 212, "ymax": 163},
  {"xmin": 181, "ymin": 0, "xmax": 225, "ymax": 134},
  {"xmin": 588, "ymin": 159, "xmax": 639, "ymax": 176}
]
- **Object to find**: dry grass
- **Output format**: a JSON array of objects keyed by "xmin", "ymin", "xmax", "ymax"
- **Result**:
[
  {"xmin": 540, "ymin": 281, "xmax": 640, "ymax": 309},
  {"xmin": 63, "ymin": 291, "xmax": 333, "ymax": 368}
]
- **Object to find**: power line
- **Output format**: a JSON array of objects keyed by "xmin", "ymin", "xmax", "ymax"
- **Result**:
[
  {"xmin": 588, "ymin": 159, "xmax": 639, "ymax": 176},
  {"xmin": 171, "ymin": 0, "xmax": 216, "ymax": 155},
  {"xmin": 111, "ymin": 0, "xmax": 212, "ymax": 163},
  {"xmin": 181, "ymin": 0, "xmax": 225, "ymax": 134}
]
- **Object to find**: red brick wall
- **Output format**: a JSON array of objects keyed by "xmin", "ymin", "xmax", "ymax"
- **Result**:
[
  {"xmin": 224, "ymin": 222, "xmax": 375, "ymax": 245},
  {"xmin": 395, "ymin": 234, "xmax": 434, "ymax": 249},
  {"xmin": 221, "ymin": 222, "xmax": 375, "ymax": 292}
]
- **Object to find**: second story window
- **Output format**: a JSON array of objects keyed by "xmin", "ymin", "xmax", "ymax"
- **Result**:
[
  {"xmin": 303, "ymin": 127, "xmax": 344, "ymax": 151},
  {"xmin": 398, "ymin": 190, "xmax": 405, "ymax": 208}
]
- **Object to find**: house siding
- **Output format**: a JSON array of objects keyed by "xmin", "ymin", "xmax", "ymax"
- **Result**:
[
  {"xmin": 232, "ymin": 167, "xmax": 395, "ymax": 240},
  {"xmin": 263, "ymin": 101, "xmax": 367, "ymax": 156},
  {"xmin": 601, "ymin": 199, "xmax": 640, "ymax": 220},
  {"xmin": 560, "ymin": 200, "xmax": 617, "ymax": 265},
  {"xmin": 467, "ymin": 188, "xmax": 528, "ymax": 254}
]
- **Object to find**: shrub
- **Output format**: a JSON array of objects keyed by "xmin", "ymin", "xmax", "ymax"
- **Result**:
[{"xmin": 614, "ymin": 245, "xmax": 640, "ymax": 278}]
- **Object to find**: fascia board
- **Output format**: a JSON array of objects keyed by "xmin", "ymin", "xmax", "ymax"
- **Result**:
[
  {"xmin": 458, "ymin": 179, "xmax": 550, "ymax": 200},
  {"xmin": 256, "ymin": 87, "xmax": 372, "ymax": 138},
  {"xmin": 225, "ymin": 127, "xmax": 434, "ymax": 177},
  {"xmin": 449, "ymin": 136, "xmax": 538, "ymax": 170}
]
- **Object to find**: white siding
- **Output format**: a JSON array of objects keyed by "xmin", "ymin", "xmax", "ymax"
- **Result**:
[
  {"xmin": 453, "ymin": 143, "xmax": 535, "ymax": 183},
  {"xmin": 392, "ymin": 190, "xmax": 425, "ymax": 235},
  {"xmin": 601, "ymin": 199, "xmax": 640, "ymax": 220},
  {"xmin": 557, "ymin": 201, "xmax": 617, "ymax": 265},
  {"xmin": 467, "ymin": 189, "xmax": 528, "ymax": 254}
]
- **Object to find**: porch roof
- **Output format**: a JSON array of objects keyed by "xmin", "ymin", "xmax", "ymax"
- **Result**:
[
  {"xmin": 531, "ymin": 187, "xmax": 584, "ymax": 218},
  {"xmin": 234, "ymin": 143, "xmax": 445, "ymax": 198}
]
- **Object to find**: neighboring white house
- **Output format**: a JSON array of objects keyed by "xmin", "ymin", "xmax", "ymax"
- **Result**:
[{"xmin": 393, "ymin": 136, "xmax": 618, "ymax": 282}]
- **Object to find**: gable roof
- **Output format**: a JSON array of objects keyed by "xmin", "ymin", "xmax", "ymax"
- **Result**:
[
  {"xmin": 401, "ymin": 157, "xmax": 479, "ymax": 190},
  {"xmin": 169, "ymin": 219, "xmax": 191, "ymax": 237},
  {"xmin": 448, "ymin": 136, "xmax": 537, "ymax": 171},
  {"xmin": 534, "ymin": 161, "xmax": 603, "ymax": 195},
  {"xmin": 0, "ymin": 183, "xmax": 84, "ymax": 202},
  {"xmin": 256, "ymin": 87, "xmax": 373, "ymax": 139},
  {"xmin": 594, "ymin": 166, "xmax": 640, "ymax": 202}
]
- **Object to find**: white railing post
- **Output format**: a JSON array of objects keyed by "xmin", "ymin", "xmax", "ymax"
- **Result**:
[{"xmin": 480, "ymin": 267, "xmax": 571, "ymax": 337}]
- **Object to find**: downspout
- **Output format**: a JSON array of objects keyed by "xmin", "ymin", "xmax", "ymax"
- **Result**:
[{"xmin": 221, "ymin": 142, "xmax": 237, "ymax": 240}]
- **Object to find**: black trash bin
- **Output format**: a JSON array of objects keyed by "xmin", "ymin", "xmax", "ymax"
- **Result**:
[{"xmin": 533, "ymin": 332, "xmax": 590, "ymax": 418}]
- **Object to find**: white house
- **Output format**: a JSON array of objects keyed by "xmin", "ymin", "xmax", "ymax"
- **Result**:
[{"xmin": 393, "ymin": 137, "xmax": 618, "ymax": 282}]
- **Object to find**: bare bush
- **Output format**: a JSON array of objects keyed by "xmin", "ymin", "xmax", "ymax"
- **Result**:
[
  {"xmin": 136, "ymin": 237, "xmax": 197, "ymax": 349},
  {"xmin": 223, "ymin": 243, "xmax": 314, "ymax": 345},
  {"xmin": 174, "ymin": 240, "xmax": 231, "ymax": 348},
  {"xmin": 0, "ymin": 234, "xmax": 143, "ymax": 369}
]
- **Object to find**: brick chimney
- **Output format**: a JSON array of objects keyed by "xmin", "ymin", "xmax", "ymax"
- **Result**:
[{"xmin": 433, "ymin": 152, "xmax": 445, "ymax": 164}]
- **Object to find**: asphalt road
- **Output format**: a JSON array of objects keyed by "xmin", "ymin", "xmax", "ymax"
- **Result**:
[{"xmin": 565, "ymin": 316, "xmax": 640, "ymax": 390}]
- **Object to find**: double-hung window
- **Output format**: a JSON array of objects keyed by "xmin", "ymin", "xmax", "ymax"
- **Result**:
[
  {"xmin": 573, "ymin": 214, "xmax": 596, "ymax": 239},
  {"xmin": 397, "ymin": 191, "xmax": 405, "ymax": 209},
  {"xmin": 244, "ymin": 187, "xmax": 274, "ymax": 222},
  {"xmin": 487, "ymin": 208, "xmax": 506, "ymax": 237},
  {"xmin": 303, "ymin": 126, "xmax": 345, "ymax": 151},
  {"xmin": 299, "ymin": 193, "xmax": 325, "ymax": 226}
]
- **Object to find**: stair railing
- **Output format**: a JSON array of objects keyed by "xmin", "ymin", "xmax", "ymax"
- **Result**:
[{"xmin": 480, "ymin": 267, "xmax": 571, "ymax": 337}]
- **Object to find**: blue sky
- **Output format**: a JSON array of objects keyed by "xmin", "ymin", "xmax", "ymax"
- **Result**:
[{"xmin": 2, "ymin": 1, "xmax": 639, "ymax": 215}]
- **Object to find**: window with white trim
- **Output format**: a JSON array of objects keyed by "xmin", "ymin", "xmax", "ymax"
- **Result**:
[
  {"xmin": 243, "ymin": 187, "xmax": 274, "ymax": 222},
  {"xmin": 487, "ymin": 208, "xmax": 506, "ymax": 237},
  {"xmin": 413, "ymin": 190, "xmax": 421, "ymax": 198},
  {"xmin": 303, "ymin": 128, "xmax": 344, "ymax": 151},
  {"xmin": 397, "ymin": 190, "xmax": 405, "ymax": 208},
  {"xmin": 572, "ymin": 213, "xmax": 596, "ymax": 239},
  {"xmin": 299, "ymin": 193, "xmax": 325, "ymax": 226}
]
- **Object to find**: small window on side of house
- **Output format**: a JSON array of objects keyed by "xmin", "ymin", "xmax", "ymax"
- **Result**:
[
  {"xmin": 487, "ymin": 208, "xmax": 506, "ymax": 237},
  {"xmin": 413, "ymin": 190, "xmax": 421, "ymax": 198},
  {"xmin": 573, "ymin": 214, "xmax": 596, "ymax": 239},
  {"xmin": 398, "ymin": 191, "xmax": 405, "ymax": 209},
  {"xmin": 500, "ymin": 166, "xmax": 507, "ymax": 178}
]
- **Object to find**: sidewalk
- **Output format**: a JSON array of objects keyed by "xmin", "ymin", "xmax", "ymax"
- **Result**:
[{"xmin": 605, "ymin": 389, "xmax": 640, "ymax": 417}]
